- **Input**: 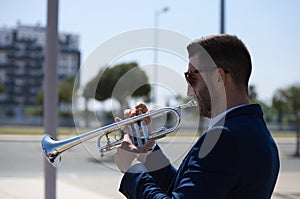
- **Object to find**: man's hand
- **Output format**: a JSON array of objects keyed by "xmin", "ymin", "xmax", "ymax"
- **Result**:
[
  {"xmin": 114, "ymin": 102, "xmax": 155, "ymax": 173},
  {"xmin": 114, "ymin": 134, "xmax": 155, "ymax": 173},
  {"xmin": 124, "ymin": 102, "xmax": 152, "ymax": 125}
]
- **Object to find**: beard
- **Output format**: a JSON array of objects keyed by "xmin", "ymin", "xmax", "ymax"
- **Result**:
[{"xmin": 194, "ymin": 84, "xmax": 212, "ymax": 118}]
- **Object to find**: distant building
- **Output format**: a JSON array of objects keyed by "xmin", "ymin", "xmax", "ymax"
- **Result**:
[{"xmin": 0, "ymin": 23, "xmax": 80, "ymax": 119}]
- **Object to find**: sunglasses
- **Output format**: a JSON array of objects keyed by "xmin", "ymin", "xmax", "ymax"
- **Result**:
[
  {"xmin": 184, "ymin": 68, "xmax": 215, "ymax": 85},
  {"xmin": 184, "ymin": 67, "xmax": 229, "ymax": 85}
]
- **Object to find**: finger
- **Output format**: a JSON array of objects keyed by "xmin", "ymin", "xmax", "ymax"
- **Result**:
[
  {"xmin": 114, "ymin": 117, "xmax": 122, "ymax": 122},
  {"xmin": 138, "ymin": 109, "xmax": 152, "ymax": 125},
  {"xmin": 128, "ymin": 109, "xmax": 138, "ymax": 118},
  {"xmin": 135, "ymin": 102, "xmax": 148, "ymax": 113},
  {"xmin": 123, "ymin": 133, "xmax": 132, "ymax": 144},
  {"xmin": 143, "ymin": 111, "xmax": 152, "ymax": 125},
  {"xmin": 120, "ymin": 134, "xmax": 138, "ymax": 152},
  {"xmin": 124, "ymin": 109, "xmax": 131, "ymax": 118},
  {"xmin": 137, "ymin": 139, "xmax": 155, "ymax": 153},
  {"xmin": 119, "ymin": 141, "xmax": 130, "ymax": 151},
  {"xmin": 125, "ymin": 103, "xmax": 149, "ymax": 118},
  {"xmin": 134, "ymin": 107, "xmax": 152, "ymax": 125}
]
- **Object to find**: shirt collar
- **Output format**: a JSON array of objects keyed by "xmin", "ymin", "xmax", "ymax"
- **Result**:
[{"xmin": 208, "ymin": 104, "xmax": 249, "ymax": 129}]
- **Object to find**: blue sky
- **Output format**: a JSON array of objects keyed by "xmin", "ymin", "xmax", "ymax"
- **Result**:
[{"xmin": 1, "ymin": 0, "xmax": 300, "ymax": 104}]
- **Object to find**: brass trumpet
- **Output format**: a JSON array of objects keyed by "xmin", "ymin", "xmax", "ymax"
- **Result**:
[{"xmin": 41, "ymin": 99, "xmax": 197, "ymax": 167}]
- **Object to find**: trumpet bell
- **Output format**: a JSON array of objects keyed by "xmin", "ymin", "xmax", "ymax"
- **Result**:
[{"xmin": 42, "ymin": 134, "xmax": 62, "ymax": 167}]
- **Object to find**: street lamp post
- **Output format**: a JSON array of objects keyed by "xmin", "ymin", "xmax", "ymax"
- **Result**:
[
  {"xmin": 220, "ymin": 0, "xmax": 225, "ymax": 34},
  {"xmin": 153, "ymin": 7, "xmax": 169, "ymax": 104}
]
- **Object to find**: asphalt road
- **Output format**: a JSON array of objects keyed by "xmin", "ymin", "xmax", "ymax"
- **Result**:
[
  {"xmin": 0, "ymin": 136, "xmax": 299, "ymax": 176},
  {"xmin": 0, "ymin": 136, "xmax": 198, "ymax": 177},
  {"xmin": 0, "ymin": 136, "xmax": 299, "ymax": 198}
]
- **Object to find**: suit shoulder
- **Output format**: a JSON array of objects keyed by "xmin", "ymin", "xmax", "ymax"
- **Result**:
[{"xmin": 195, "ymin": 126, "xmax": 236, "ymax": 159}]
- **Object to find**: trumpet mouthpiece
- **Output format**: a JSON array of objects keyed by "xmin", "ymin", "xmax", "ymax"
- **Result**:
[{"xmin": 176, "ymin": 98, "xmax": 198, "ymax": 110}]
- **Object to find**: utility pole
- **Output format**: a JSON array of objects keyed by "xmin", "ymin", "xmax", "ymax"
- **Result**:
[
  {"xmin": 44, "ymin": 0, "xmax": 59, "ymax": 198},
  {"xmin": 220, "ymin": 0, "xmax": 225, "ymax": 34}
]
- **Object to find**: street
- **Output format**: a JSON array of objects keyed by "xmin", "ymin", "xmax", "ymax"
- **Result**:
[{"xmin": 0, "ymin": 135, "xmax": 299, "ymax": 198}]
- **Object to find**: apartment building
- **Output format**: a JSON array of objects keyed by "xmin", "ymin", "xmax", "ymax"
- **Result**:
[{"xmin": 0, "ymin": 23, "xmax": 80, "ymax": 120}]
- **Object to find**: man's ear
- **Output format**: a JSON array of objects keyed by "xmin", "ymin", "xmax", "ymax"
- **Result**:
[{"xmin": 216, "ymin": 67, "xmax": 227, "ymax": 84}]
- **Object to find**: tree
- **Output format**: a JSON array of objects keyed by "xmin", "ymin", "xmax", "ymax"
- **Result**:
[
  {"xmin": 82, "ymin": 79, "xmax": 98, "ymax": 127},
  {"xmin": 35, "ymin": 77, "xmax": 76, "ymax": 117},
  {"xmin": 272, "ymin": 89, "xmax": 287, "ymax": 129},
  {"xmin": 283, "ymin": 85, "xmax": 300, "ymax": 156},
  {"xmin": 273, "ymin": 85, "xmax": 300, "ymax": 156},
  {"xmin": 100, "ymin": 62, "xmax": 150, "ymax": 111},
  {"xmin": 36, "ymin": 77, "xmax": 75, "ymax": 104},
  {"xmin": 0, "ymin": 79, "xmax": 5, "ymax": 94},
  {"xmin": 83, "ymin": 62, "xmax": 151, "ymax": 122},
  {"xmin": 249, "ymin": 85, "xmax": 273, "ymax": 123},
  {"xmin": 58, "ymin": 76, "xmax": 75, "ymax": 103},
  {"xmin": 248, "ymin": 85, "xmax": 258, "ymax": 102}
]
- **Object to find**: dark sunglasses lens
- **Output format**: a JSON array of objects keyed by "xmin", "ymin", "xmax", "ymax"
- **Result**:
[{"xmin": 184, "ymin": 72, "xmax": 194, "ymax": 85}]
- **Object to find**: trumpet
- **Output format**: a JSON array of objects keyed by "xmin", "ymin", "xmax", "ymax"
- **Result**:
[{"xmin": 41, "ymin": 99, "xmax": 197, "ymax": 167}]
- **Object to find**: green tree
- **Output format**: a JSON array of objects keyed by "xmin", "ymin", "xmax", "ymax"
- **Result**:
[
  {"xmin": 35, "ymin": 77, "xmax": 76, "ymax": 117},
  {"xmin": 249, "ymin": 85, "xmax": 273, "ymax": 123},
  {"xmin": 59, "ymin": 77, "xmax": 75, "ymax": 103},
  {"xmin": 248, "ymin": 85, "xmax": 258, "ymax": 102},
  {"xmin": 283, "ymin": 85, "xmax": 300, "ymax": 156},
  {"xmin": 36, "ymin": 77, "xmax": 75, "ymax": 104},
  {"xmin": 84, "ymin": 62, "xmax": 151, "ymax": 115},
  {"xmin": 36, "ymin": 91, "xmax": 43, "ymax": 105},
  {"xmin": 0, "ymin": 79, "xmax": 5, "ymax": 94},
  {"xmin": 273, "ymin": 84, "xmax": 300, "ymax": 156},
  {"xmin": 272, "ymin": 89, "xmax": 287, "ymax": 129},
  {"xmin": 82, "ymin": 80, "xmax": 97, "ymax": 127}
]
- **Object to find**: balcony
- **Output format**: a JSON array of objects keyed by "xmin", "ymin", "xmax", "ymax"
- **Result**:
[
  {"xmin": 3, "ymin": 81, "xmax": 16, "ymax": 87},
  {"xmin": 6, "ymin": 73, "xmax": 43, "ymax": 79},
  {"xmin": 25, "ymin": 64, "xmax": 43, "ymax": 70},
  {"xmin": 25, "ymin": 46, "xmax": 43, "ymax": 52},
  {"xmin": 0, "ymin": 45, "xmax": 18, "ymax": 51},
  {"xmin": 0, "ymin": 63, "xmax": 11, "ymax": 69},
  {"xmin": 60, "ymin": 48, "xmax": 80, "ymax": 54},
  {"xmin": 15, "ymin": 37, "xmax": 36, "ymax": 44},
  {"xmin": 7, "ymin": 54, "xmax": 44, "ymax": 61}
]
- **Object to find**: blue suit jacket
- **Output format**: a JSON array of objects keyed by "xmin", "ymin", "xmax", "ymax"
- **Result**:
[{"xmin": 119, "ymin": 104, "xmax": 280, "ymax": 199}]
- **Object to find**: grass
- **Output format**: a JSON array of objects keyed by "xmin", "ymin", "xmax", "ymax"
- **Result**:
[
  {"xmin": 270, "ymin": 131, "xmax": 297, "ymax": 138},
  {"xmin": 0, "ymin": 125, "xmax": 297, "ymax": 138},
  {"xmin": 0, "ymin": 126, "xmax": 83, "ymax": 136}
]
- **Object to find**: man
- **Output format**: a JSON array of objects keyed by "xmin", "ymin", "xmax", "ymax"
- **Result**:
[{"xmin": 114, "ymin": 34, "xmax": 280, "ymax": 198}]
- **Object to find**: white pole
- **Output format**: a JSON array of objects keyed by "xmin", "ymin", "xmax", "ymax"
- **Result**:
[
  {"xmin": 44, "ymin": 0, "xmax": 59, "ymax": 198},
  {"xmin": 153, "ymin": 11, "xmax": 159, "ymax": 104},
  {"xmin": 153, "ymin": 7, "xmax": 169, "ymax": 104}
]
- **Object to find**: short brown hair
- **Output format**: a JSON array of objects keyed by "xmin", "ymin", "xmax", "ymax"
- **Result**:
[{"xmin": 187, "ymin": 34, "xmax": 252, "ymax": 91}]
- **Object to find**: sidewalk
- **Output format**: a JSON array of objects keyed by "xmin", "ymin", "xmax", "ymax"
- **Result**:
[
  {"xmin": 273, "ymin": 172, "xmax": 300, "ymax": 199},
  {"xmin": 0, "ymin": 173, "xmax": 299, "ymax": 199},
  {"xmin": 0, "ymin": 177, "xmax": 121, "ymax": 199}
]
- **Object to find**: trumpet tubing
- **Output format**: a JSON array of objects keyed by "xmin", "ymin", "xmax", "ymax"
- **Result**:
[{"xmin": 41, "ymin": 99, "xmax": 197, "ymax": 167}]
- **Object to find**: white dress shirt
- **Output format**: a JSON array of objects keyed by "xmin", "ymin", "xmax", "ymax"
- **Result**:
[{"xmin": 208, "ymin": 104, "xmax": 249, "ymax": 129}]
